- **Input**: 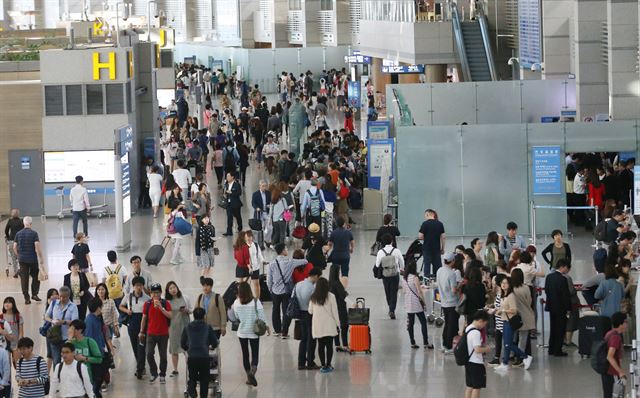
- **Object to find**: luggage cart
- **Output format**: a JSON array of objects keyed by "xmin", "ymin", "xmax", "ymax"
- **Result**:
[
  {"xmin": 426, "ymin": 286, "xmax": 444, "ymax": 327},
  {"xmin": 183, "ymin": 347, "xmax": 222, "ymax": 398},
  {"xmin": 56, "ymin": 185, "xmax": 110, "ymax": 220}
]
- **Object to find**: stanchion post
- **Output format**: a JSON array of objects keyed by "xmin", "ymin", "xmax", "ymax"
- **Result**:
[
  {"xmin": 531, "ymin": 201, "xmax": 537, "ymax": 246},
  {"xmin": 594, "ymin": 205, "xmax": 599, "ymax": 246},
  {"xmin": 538, "ymin": 297, "xmax": 548, "ymax": 348}
]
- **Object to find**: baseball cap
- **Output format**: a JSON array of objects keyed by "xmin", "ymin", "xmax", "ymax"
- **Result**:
[
  {"xmin": 443, "ymin": 252, "xmax": 456, "ymax": 263},
  {"xmin": 150, "ymin": 283, "xmax": 162, "ymax": 292}
]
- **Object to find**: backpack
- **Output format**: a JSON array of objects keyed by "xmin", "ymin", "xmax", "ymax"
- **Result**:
[
  {"xmin": 19, "ymin": 356, "xmax": 49, "ymax": 395},
  {"xmin": 591, "ymin": 333, "xmax": 614, "ymax": 374},
  {"xmin": 453, "ymin": 327, "xmax": 477, "ymax": 366},
  {"xmin": 380, "ymin": 248, "xmax": 399, "ymax": 277},
  {"xmin": 57, "ymin": 361, "xmax": 87, "ymax": 396},
  {"xmin": 144, "ymin": 299, "xmax": 170, "ymax": 326},
  {"xmin": 105, "ymin": 264, "xmax": 123, "ymax": 299},
  {"xmin": 224, "ymin": 147, "xmax": 236, "ymax": 171},
  {"xmin": 594, "ymin": 220, "xmax": 609, "ymax": 242},
  {"xmin": 308, "ymin": 189, "xmax": 324, "ymax": 217}
]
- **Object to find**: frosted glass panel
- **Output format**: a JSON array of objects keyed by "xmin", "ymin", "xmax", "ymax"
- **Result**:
[
  {"xmin": 521, "ymin": 79, "xmax": 575, "ymax": 123},
  {"xmin": 431, "ymin": 83, "xmax": 476, "ymax": 125},
  {"xmin": 461, "ymin": 124, "xmax": 529, "ymax": 236},
  {"xmin": 565, "ymin": 120, "xmax": 637, "ymax": 153},
  {"xmin": 397, "ymin": 125, "xmax": 463, "ymax": 235},
  {"xmin": 476, "ymin": 81, "xmax": 522, "ymax": 124}
]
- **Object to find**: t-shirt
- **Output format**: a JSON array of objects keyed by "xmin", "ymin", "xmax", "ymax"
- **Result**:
[
  {"xmin": 419, "ymin": 219, "xmax": 445, "ymax": 252},
  {"xmin": 436, "ymin": 266, "xmax": 458, "ymax": 308},
  {"xmin": 101, "ymin": 264, "xmax": 127, "ymax": 287},
  {"xmin": 15, "ymin": 228, "xmax": 39, "ymax": 263},
  {"xmin": 71, "ymin": 243, "xmax": 90, "ymax": 269},
  {"xmin": 0, "ymin": 313, "xmax": 23, "ymax": 349},
  {"xmin": 465, "ymin": 325, "xmax": 484, "ymax": 364},
  {"xmin": 172, "ymin": 168, "xmax": 192, "ymax": 190},
  {"xmin": 605, "ymin": 330, "xmax": 623, "ymax": 376},
  {"xmin": 17, "ymin": 356, "xmax": 48, "ymax": 398},
  {"xmin": 143, "ymin": 299, "xmax": 172, "ymax": 336},
  {"xmin": 329, "ymin": 228, "xmax": 354, "ymax": 258}
]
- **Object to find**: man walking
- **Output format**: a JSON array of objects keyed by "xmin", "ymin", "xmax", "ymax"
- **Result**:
[
  {"xmin": 418, "ymin": 209, "xmax": 445, "ymax": 276},
  {"xmin": 267, "ymin": 243, "xmax": 309, "ymax": 338},
  {"xmin": 436, "ymin": 252, "xmax": 459, "ymax": 354},
  {"xmin": 4, "ymin": 208, "xmax": 23, "ymax": 278},
  {"xmin": 223, "ymin": 173, "xmax": 243, "ymax": 236},
  {"xmin": 119, "ymin": 277, "xmax": 149, "ymax": 379},
  {"xmin": 251, "ymin": 180, "xmax": 271, "ymax": 248},
  {"xmin": 50, "ymin": 342, "xmax": 94, "ymax": 398},
  {"xmin": 601, "ymin": 312, "xmax": 627, "ymax": 397},
  {"xmin": 139, "ymin": 283, "xmax": 172, "ymax": 384},
  {"xmin": 294, "ymin": 267, "xmax": 322, "ymax": 370},
  {"xmin": 70, "ymin": 175, "xmax": 90, "ymax": 237},
  {"xmin": 194, "ymin": 277, "xmax": 227, "ymax": 339},
  {"xmin": 124, "ymin": 256, "xmax": 153, "ymax": 295},
  {"xmin": 13, "ymin": 216, "xmax": 45, "ymax": 304},
  {"xmin": 181, "ymin": 307, "xmax": 219, "ymax": 398},
  {"xmin": 544, "ymin": 259, "xmax": 572, "ymax": 357}
]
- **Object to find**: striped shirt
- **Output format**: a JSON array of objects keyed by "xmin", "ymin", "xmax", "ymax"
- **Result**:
[
  {"xmin": 17, "ymin": 356, "xmax": 48, "ymax": 398},
  {"xmin": 494, "ymin": 294, "xmax": 504, "ymax": 332},
  {"xmin": 232, "ymin": 299, "xmax": 267, "ymax": 339}
]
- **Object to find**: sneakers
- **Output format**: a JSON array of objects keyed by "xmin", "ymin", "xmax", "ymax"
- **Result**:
[
  {"xmin": 247, "ymin": 370, "xmax": 258, "ymax": 386},
  {"xmin": 149, "ymin": 376, "xmax": 158, "ymax": 383},
  {"xmin": 494, "ymin": 364, "xmax": 509, "ymax": 372},
  {"xmin": 169, "ymin": 370, "xmax": 179, "ymax": 377},
  {"xmin": 523, "ymin": 355, "xmax": 533, "ymax": 370},
  {"xmin": 488, "ymin": 357, "xmax": 501, "ymax": 366},
  {"xmin": 159, "ymin": 376, "xmax": 166, "ymax": 384},
  {"xmin": 170, "ymin": 260, "xmax": 180, "ymax": 265},
  {"xmin": 512, "ymin": 359, "xmax": 524, "ymax": 368},
  {"xmin": 307, "ymin": 363, "xmax": 320, "ymax": 370},
  {"xmin": 281, "ymin": 334, "xmax": 289, "ymax": 340},
  {"xmin": 320, "ymin": 366, "xmax": 334, "ymax": 373},
  {"xmin": 389, "ymin": 312, "xmax": 396, "ymax": 320},
  {"xmin": 443, "ymin": 349, "xmax": 454, "ymax": 355}
]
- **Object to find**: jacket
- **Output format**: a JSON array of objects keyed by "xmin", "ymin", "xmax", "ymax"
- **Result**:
[
  {"xmin": 223, "ymin": 181, "xmax": 243, "ymax": 209},
  {"xmin": 499, "ymin": 235, "xmax": 527, "ymax": 257},
  {"xmin": 63, "ymin": 272, "xmax": 92, "ymax": 305},
  {"xmin": 195, "ymin": 293, "xmax": 227, "ymax": 332},
  {"xmin": 308, "ymin": 293, "xmax": 340, "ymax": 338},
  {"xmin": 541, "ymin": 243, "xmax": 572, "ymax": 266},
  {"xmin": 595, "ymin": 278, "xmax": 624, "ymax": 318},
  {"xmin": 180, "ymin": 320, "xmax": 219, "ymax": 359},
  {"xmin": 251, "ymin": 190, "xmax": 271, "ymax": 213},
  {"xmin": 544, "ymin": 270, "xmax": 571, "ymax": 313},
  {"xmin": 267, "ymin": 256, "xmax": 309, "ymax": 295},
  {"xmin": 4, "ymin": 217, "xmax": 24, "ymax": 241},
  {"xmin": 511, "ymin": 286, "xmax": 535, "ymax": 330}
]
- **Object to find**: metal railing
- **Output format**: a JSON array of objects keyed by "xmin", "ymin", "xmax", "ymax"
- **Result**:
[
  {"xmin": 476, "ymin": 2, "xmax": 497, "ymax": 81},
  {"xmin": 451, "ymin": 2, "xmax": 472, "ymax": 81}
]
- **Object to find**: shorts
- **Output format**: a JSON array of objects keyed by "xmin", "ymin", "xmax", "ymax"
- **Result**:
[
  {"xmin": 198, "ymin": 248, "xmax": 215, "ymax": 268},
  {"xmin": 332, "ymin": 256, "xmax": 351, "ymax": 277},
  {"xmin": 465, "ymin": 362, "xmax": 486, "ymax": 389},
  {"xmin": 235, "ymin": 265, "xmax": 250, "ymax": 278},
  {"xmin": 250, "ymin": 270, "xmax": 260, "ymax": 280}
]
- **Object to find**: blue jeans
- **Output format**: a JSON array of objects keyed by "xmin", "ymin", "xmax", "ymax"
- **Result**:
[
  {"xmin": 422, "ymin": 251, "xmax": 441, "ymax": 277},
  {"xmin": 48, "ymin": 340, "xmax": 63, "ymax": 366},
  {"xmin": 502, "ymin": 322, "xmax": 526, "ymax": 365},
  {"xmin": 72, "ymin": 210, "xmax": 88, "ymax": 237}
]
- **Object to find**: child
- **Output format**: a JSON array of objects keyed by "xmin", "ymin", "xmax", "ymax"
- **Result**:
[
  {"xmin": 71, "ymin": 233, "xmax": 92, "ymax": 273},
  {"xmin": 464, "ymin": 310, "xmax": 491, "ymax": 398}
]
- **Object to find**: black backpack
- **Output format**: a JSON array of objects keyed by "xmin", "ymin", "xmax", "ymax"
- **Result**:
[
  {"xmin": 594, "ymin": 220, "xmax": 608, "ymax": 242},
  {"xmin": 591, "ymin": 333, "xmax": 614, "ymax": 374},
  {"xmin": 57, "ymin": 361, "xmax": 87, "ymax": 393},
  {"xmin": 454, "ymin": 327, "xmax": 477, "ymax": 366},
  {"xmin": 224, "ymin": 147, "xmax": 236, "ymax": 172},
  {"xmin": 19, "ymin": 357, "xmax": 49, "ymax": 395},
  {"xmin": 222, "ymin": 281, "xmax": 238, "ymax": 310}
]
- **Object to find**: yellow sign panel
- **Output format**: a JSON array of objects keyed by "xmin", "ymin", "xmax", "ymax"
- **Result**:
[
  {"xmin": 128, "ymin": 50, "xmax": 134, "ymax": 78},
  {"xmin": 159, "ymin": 29, "xmax": 166, "ymax": 47},
  {"xmin": 93, "ymin": 19, "xmax": 106, "ymax": 36},
  {"xmin": 93, "ymin": 52, "xmax": 116, "ymax": 80}
]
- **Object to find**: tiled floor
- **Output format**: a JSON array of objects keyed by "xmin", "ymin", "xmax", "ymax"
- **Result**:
[{"xmin": 0, "ymin": 95, "xmax": 623, "ymax": 397}]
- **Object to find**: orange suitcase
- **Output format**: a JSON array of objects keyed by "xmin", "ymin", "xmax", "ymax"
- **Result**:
[{"xmin": 348, "ymin": 324, "xmax": 371, "ymax": 354}]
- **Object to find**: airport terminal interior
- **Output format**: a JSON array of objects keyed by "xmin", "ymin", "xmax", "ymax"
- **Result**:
[{"xmin": 1, "ymin": 0, "xmax": 640, "ymax": 397}]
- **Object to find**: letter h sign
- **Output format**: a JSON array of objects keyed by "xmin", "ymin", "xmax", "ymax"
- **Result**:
[{"xmin": 93, "ymin": 52, "xmax": 116, "ymax": 80}]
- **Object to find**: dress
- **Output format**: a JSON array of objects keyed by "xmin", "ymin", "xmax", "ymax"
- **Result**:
[{"xmin": 169, "ymin": 295, "xmax": 191, "ymax": 354}]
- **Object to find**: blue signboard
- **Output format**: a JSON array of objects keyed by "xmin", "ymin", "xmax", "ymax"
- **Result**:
[
  {"xmin": 619, "ymin": 151, "xmax": 636, "ymax": 162},
  {"xmin": 367, "ymin": 121, "xmax": 391, "ymax": 139},
  {"xmin": 518, "ymin": 0, "xmax": 541, "ymax": 68},
  {"xmin": 367, "ymin": 139, "xmax": 395, "ymax": 190},
  {"xmin": 116, "ymin": 126, "xmax": 133, "ymax": 223},
  {"xmin": 532, "ymin": 146, "xmax": 562, "ymax": 195},
  {"xmin": 344, "ymin": 55, "xmax": 371, "ymax": 64},
  {"xmin": 144, "ymin": 137, "xmax": 156, "ymax": 159},
  {"xmin": 348, "ymin": 81, "xmax": 361, "ymax": 109}
]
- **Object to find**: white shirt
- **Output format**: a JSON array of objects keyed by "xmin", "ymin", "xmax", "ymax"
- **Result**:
[
  {"xmin": 101, "ymin": 263, "xmax": 128, "ymax": 285},
  {"xmin": 465, "ymin": 324, "xmax": 484, "ymax": 364},
  {"xmin": 513, "ymin": 262, "xmax": 540, "ymax": 286},
  {"xmin": 69, "ymin": 184, "xmax": 90, "ymax": 212},
  {"xmin": 375, "ymin": 245, "xmax": 405, "ymax": 273},
  {"xmin": 573, "ymin": 173, "xmax": 586, "ymax": 194},
  {"xmin": 172, "ymin": 168, "xmax": 192, "ymax": 190},
  {"xmin": 50, "ymin": 360, "xmax": 94, "ymax": 398},
  {"xmin": 147, "ymin": 173, "xmax": 163, "ymax": 193},
  {"xmin": 249, "ymin": 242, "xmax": 265, "ymax": 272}
]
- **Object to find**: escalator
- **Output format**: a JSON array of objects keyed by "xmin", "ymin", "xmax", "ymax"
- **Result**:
[{"xmin": 451, "ymin": 3, "xmax": 497, "ymax": 81}]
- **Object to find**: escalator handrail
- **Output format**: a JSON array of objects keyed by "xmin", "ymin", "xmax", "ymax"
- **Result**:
[
  {"xmin": 476, "ymin": 3, "xmax": 497, "ymax": 81},
  {"xmin": 450, "ymin": 2, "xmax": 472, "ymax": 81}
]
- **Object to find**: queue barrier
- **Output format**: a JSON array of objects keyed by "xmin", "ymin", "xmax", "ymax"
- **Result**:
[{"xmin": 530, "ymin": 202, "xmax": 598, "ymax": 246}]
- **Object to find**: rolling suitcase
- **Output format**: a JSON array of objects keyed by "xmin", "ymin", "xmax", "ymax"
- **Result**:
[
  {"xmin": 145, "ymin": 237, "xmax": 170, "ymax": 266},
  {"xmin": 349, "ymin": 324, "xmax": 371, "ymax": 354},
  {"xmin": 578, "ymin": 314, "xmax": 611, "ymax": 358},
  {"xmin": 259, "ymin": 274, "xmax": 271, "ymax": 302}
]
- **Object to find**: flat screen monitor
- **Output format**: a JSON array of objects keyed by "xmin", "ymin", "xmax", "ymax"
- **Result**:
[{"xmin": 44, "ymin": 150, "xmax": 114, "ymax": 183}]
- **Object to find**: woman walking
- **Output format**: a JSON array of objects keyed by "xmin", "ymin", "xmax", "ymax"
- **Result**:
[
  {"xmin": 308, "ymin": 278, "xmax": 340, "ymax": 373},
  {"xmin": 63, "ymin": 259, "xmax": 92, "ymax": 319},
  {"xmin": 232, "ymin": 282, "xmax": 268, "ymax": 387},
  {"xmin": 269, "ymin": 186, "xmax": 289, "ymax": 247},
  {"xmin": 234, "ymin": 231, "xmax": 251, "ymax": 283},
  {"xmin": 166, "ymin": 281, "xmax": 191, "ymax": 378},
  {"xmin": 94, "ymin": 284, "xmax": 119, "ymax": 339},
  {"xmin": 196, "ymin": 215, "xmax": 216, "ymax": 281},
  {"xmin": 401, "ymin": 262, "xmax": 434, "ymax": 349},
  {"xmin": 212, "ymin": 143, "xmax": 224, "ymax": 187},
  {"xmin": 247, "ymin": 232, "xmax": 265, "ymax": 300},
  {"xmin": 147, "ymin": 166, "xmax": 164, "ymax": 218}
]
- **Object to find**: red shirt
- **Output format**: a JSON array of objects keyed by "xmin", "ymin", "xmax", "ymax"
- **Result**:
[
  {"xmin": 588, "ymin": 183, "xmax": 606, "ymax": 208},
  {"xmin": 292, "ymin": 263, "xmax": 314, "ymax": 284},
  {"xmin": 143, "ymin": 299, "xmax": 172, "ymax": 336},
  {"xmin": 605, "ymin": 330, "xmax": 623, "ymax": 376},
  {"xmin": 234, "ymin": 245, "xmax": 250, "ymax": 268}
]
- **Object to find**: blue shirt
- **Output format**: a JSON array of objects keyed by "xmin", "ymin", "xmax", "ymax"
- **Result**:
[
  {"xmin": 85, "ymin": 313, "xmax": 106, "ymax": 352},
  {"xmin": 329, "ymin": 228, "xmax": 353, "ymax": 258},
  {"xmin": 15, "ymin": 228, "xmax": 39, "ymax": 263},
  {"xmin": 203, "ymin": 293, "xmax": 212, "ymax": 315},
  {"xmin": 595, "ymin": 278, "xmax": 624, "ymax": 318},
  {"xmin": 0, "ymin": 348, "xmax": 9, "ymax": 387},
  {"xmin": 294, "ymin": 278, "xmax": 316, "ymax": 311},
  {"xmin": 46, "ymin": 300, "xmax": 79, "ymax": 339}
]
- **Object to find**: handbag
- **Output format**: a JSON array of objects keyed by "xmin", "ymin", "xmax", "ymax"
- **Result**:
[
  {"xmin": 507, "ymin": 313, "xmax": 523, "ymax": 331},
  {"xmin": 293, "ymin": 320, "xmax": 302, "ymax": 340},
  {"xmin": 166, "ymin": 213, "xmax": 177, "ymax": 234},
  {"xmin": 213, "ymin": 247, "xmax": 220, "ymax": 256},
  {"xmin": 613, "ymin": 377, "xmax": 626, "ymax": 398},
  {"xmin": 86, "ymin": 272, "xmax": 98, "ymax": 287},
  {"xmin": 286, "ymin": 286, "xmax": 302, "ymax": 319},
  {"xmin": 372, "ymin": 264, "xmax": 383, "ymax": 279},
  {"xmin": 455, "ymin": 293, "xmax": 467, "ymax": 315},
  {"xmin": 252, "ymin": 299, "xmax": 267, "ymax": 336},
  {"xmin": 370, "ymin": 241, "xmax": 382, "ymax": 256},
  {"xmin": 46, "ymin": 303, "xmax": 69, "ymax": 344},
  {"xmin": 248, "ymin": 217, "xmax": 262, "ymax": 231},
  {"xmin": 217, "ymin": 197, "xmax": 228, "ymax": 210},
  {"xmin": 39, "ymin": 321, "xmax": 52, "ymax": 337},
  {"xmin": 292, "ymin": 225, "xmax": 307, "ymax": 239},
  {"xmin": 347, "ymin": 297, "xmax": 370, "ymax": 325},
  {"xmin": 228, "ymin": 308, "xmax": 240, "ymax": 331},
  {"xmin": 174, "ymin": 216, "xmax": 193, "ymax": 235}
]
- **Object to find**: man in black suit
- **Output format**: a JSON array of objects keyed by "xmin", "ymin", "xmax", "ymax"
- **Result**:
[
  {"xmin": 251, "ymin": 180, "xmax": 271, "ymax": 248},
  {"xmin": 544, "ymin": 259, "xmax": 572, "ymax": 356},
  {"xmin": 223, "ymin": 173, "xmax": 243, "ymax": 236}
]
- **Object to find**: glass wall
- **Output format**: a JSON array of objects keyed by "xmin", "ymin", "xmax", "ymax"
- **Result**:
[{"xmin": 361, "ymin": 0, "xmax": 417, "ymax": 22}]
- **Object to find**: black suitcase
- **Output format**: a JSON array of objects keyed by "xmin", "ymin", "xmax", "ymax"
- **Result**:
[
  {"xmin": 145, "ymin": 237, "xmax": 170, "ymax": 266},
  {"xmin": 578, "ymin": 315, "xmax": 611, "ymax": 357},
  {"xmin": 259, "ymin": 274, "xmax": 271, "ymax": 302}
]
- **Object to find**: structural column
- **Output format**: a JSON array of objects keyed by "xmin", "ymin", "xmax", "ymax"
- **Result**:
[
  {"xmin": 541, "ymin": 0, "xmax": 572, "ymax": 79},
  {"xmin": 607, "ymin": 0, "xmax": 639, "ymax": 119},
  {"xmin": 425, "ymin": 64, "xmax": 447, "ymax": 82}
]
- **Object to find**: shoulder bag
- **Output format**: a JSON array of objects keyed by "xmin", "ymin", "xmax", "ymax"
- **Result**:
[
  {"xmin": 275, "ymin": 260, "xmax": 294, "ymax": 294},
  {"xmin": 286, "ymin": 285, "xmax": 302, "ymax": 320},
  {"xmin": 252, "ymin": 299, "xmax": 267, "ymax": 336}
]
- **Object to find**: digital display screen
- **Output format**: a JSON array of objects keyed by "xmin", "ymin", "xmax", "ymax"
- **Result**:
[
  {"xmin": 382, "ymin": 65, "xmax": 425, "ymax": 74},
  {"xmin": 344, "ymin": 55, "xmax": 372, "ymax": 64},
  {"xmin": 44, "ymin": 151, "xmax": 114, "ymax": 183}
]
